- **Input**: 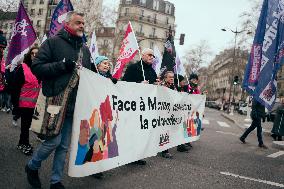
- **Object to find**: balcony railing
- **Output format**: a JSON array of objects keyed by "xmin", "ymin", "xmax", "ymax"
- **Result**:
[{"xmin": 119, "ymin": 13, "xmax": 175, "ymax": 30}]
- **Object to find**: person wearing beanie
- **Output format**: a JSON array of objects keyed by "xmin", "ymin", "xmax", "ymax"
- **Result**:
[
  {"xmin": 95, "ymin": 55, "xmax": 117, "ymax": 84},
  {"xmin": 188, "ymin": 73, "xmax": 201, "ymax": 94}
]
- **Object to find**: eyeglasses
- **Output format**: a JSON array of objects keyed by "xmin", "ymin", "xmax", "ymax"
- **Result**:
[{"xmin": 147, "ymin": 54, "xmax": 155, "ymax": 58}]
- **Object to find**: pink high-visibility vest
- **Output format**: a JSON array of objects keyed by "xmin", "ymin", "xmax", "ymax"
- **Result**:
[
  {"xmin": 188, "ymin": 84, "xmax": 201, "ymax": 94},
  {"xmin": 19, "ymin": 63, "xmax": 41, "ymax": 108}
]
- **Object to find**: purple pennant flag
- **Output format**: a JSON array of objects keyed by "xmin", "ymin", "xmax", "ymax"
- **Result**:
[
  {"xmin": 49, "ymin": 0, "xmax": 74, "ymax": 37},
  {"xmin": 5, "ymin": 1, "xmax": 37, "ymax": 69}
]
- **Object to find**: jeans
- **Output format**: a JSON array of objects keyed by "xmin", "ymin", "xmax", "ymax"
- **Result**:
[
  {"xmin": 28, "ymin": 116, "xmax": 73, "ymax": 184},
  {"xmin": 240, "ymin": 117, "xmax": 263, "ymax": 145}
]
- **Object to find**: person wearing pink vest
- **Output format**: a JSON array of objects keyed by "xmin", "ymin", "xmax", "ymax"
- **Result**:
[{"xmin": 14, "ymin": 46, "xmax": 40, "ymax": 155}]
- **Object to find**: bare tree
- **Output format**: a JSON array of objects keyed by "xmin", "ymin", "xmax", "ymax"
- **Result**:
[
  {"xmin": 101, "ymin": 5, "xmax": 118, "ymax": 27},
  {"xmin": 183, "ymin": 40, "xmax": 212, "ymax": 75},
  {"xmin": 238, "ymin": 0, "xmax": 262, "ymax": 49},
  {"xmin": 71, "ymin": 0, "xmax": 103, "ymax": 36}
]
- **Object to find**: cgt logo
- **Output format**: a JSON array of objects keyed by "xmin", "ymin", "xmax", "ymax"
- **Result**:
[{"xmin": 159, "ymin": 131, "xmax": 170, "ymax": 146}]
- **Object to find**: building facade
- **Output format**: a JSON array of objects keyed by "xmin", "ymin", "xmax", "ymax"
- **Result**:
[
  {"xmin": 0, "ymin": 11, "xmax": 17, "ymax": 42},
  {"xmin": 114, "ymin": 0, "xmax": 176, "ymax": 61},
  {"xmin": 207, "ymin": 48, "xmax": 249, "ymax": 103},
  {"xmin": 95, "ymin": 27, "xmax": 115, "ymax": 58},
  {"xmin": 23, "ymin": 0, "xmax": 103, "ymax": 40}
]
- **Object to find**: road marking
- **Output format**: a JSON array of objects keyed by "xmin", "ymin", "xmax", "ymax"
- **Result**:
[
  {"xmin": 267, "ymin": 151, "xmax": 284, "ymax": 158},
  {"xmin": 216, "ymin": 131, "xmax": 239, "ymax": 137},
  {"xmin": 203, "ymin": 119, "xmax": 209, "ymax": 124},
  {"xmin": 220, "ymin": 172, "xmax": 284, "ymax": 188},
  {"xmin": 217, "ymin": 121, "xmax": 230, "ymax": 128}
]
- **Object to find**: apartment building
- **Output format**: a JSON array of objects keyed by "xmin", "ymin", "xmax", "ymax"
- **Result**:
[
  {"xmin": 0, "ymin": 11, "xmax": 17, "ymax": 41},
  {"xmin": 207, "ymin": 48, "xmax": 248, "ymax": 102},
  {"xmin": 23, "ymin": 0, "xmax": 103, "ymax": 40},
  {"xmin": 95, "ymin": 27, "xmax": 115, "ymax": 58},
  {"xmin": 115, "ymin": 0, "xmax": 176, "ymax": 60}
]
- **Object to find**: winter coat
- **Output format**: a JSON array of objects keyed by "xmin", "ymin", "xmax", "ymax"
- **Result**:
[
  {"xmin": 272, "ymin": 104, "xmax": 284, "ymax": 136},
  {"xmin": 31, "ymin": 28, "xmax": 97, "ymax": 115},
  {"xmin": 122, "ymin": 60, "xmax": 157, "ymax": 84},
  {"xmin": 250, "ymin": 100, "xmax": 266, "ymax": 120}
]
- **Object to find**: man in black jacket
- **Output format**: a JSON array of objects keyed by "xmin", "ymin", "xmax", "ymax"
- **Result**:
[
  {"xmin": 123, "ymin": 48, "xmax": 158, "ymax": 84},
  {"xmin": 240, "ymin": 99, "xmax": 267, "ymax": 148},
  {"xmin": 25, "ymin": 11, "xmax": 96, "ymax": 189},
  {"xmin": 122, "ymin": 48, "xmax": 159, "ymax": 165}
]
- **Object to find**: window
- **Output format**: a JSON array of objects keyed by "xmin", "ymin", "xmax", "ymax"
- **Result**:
[
  {"xmin": 150, "ymin": 42, "xmax": 154, "ymax": 49},
  {"xmin": 31, "ymin": 9, "xmax": 35, "ymax": 16},
  {"xmin": 32, "ymin": 0, "xmax": 37, "ymax": 4},
  {"xmin": 139, "ymin": 24, "xmax": 143, "ymax": 33},
  {"xmin": 37, "ymin": 20, "xmax": 42, "ymax": 27},
  {"xmin": 125, "ymin": 8, "xmax": 129, "ymax": 16},
  {"xmin": 166, "ymin": 17, "xmax": 169, "ymax": 24},
  {"xmin": 153, "ymin": 14, "xmax": 157, "ymax": 24},
  {"xmin": 48, "ymin": 9, "xmax": 53, "ymax": 17},
  {"xmin": 140, "ymin": 9, "xmax": 144, "ymax": 17},
  {"xmin": 151, "ymin": 27, "xmax": 156, "ymax": 37},
  {"xmin": 125, "ymin": 0, "xmax": 131, "ymax": 4},
  {"xmin": 153, "ymin": 0, "xmax": 159, "ymax": 11},
  {"xmin": 38, "ymin": 9, "xmax": 43, "ymax": 15},
  {"xmin": 140, "ymin": 0, "xmax": 146, "ymax": 6},
  {"xmin": 40, "ymin": 0, "xmax": 44, "ymax": 4},
  {"xmin": 165, "ymin": 3, "xmax": 171, "ymax": 14},
  {"xmin": 104, "ymin": 40, "xmax": 108, "ymax": 45}
]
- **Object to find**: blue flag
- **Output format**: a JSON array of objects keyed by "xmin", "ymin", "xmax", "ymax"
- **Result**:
[
  {"xmin": 6, "ymin": 1, "xmax": 37, "ymax": 69},
  {"xmin": 49, "ymin": 0, "xmax": 73, "ymax": 37},
  {"xmin": 243, "ymin": 0, "xmax": 284, "ymax": 110}
]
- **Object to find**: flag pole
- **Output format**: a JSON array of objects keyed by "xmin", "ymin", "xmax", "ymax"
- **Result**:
[
  {"xmin": 138, "ymin": 48, "xmax": 146, "ymax": 81},
  {"xmin": 175, "ymin": 57, "xmax": 180, "ymax": 87}
]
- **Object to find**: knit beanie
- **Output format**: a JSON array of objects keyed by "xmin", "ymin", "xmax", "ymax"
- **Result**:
[{"xmin": 95, "ymin": 56, "xmax": 108, "ymax": 65}]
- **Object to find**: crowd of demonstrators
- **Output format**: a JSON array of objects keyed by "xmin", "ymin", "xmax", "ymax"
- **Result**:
[
  {"xmin": 12, "ymin": 46, "xmax": 41, "ymax": 155},
  {"xmin": 25, "ymin": 11, "xmax": 97, "ymax": 189}
]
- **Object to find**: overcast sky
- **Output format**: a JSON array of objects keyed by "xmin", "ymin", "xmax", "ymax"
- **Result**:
[{"xmin": 104, "ymin": 0, "xmax": 258, "ymax": 64}]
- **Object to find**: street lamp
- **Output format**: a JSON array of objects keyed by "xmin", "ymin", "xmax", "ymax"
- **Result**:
[{"xmin": 221, "ymin": 27, "xmax": 251, "ymax": 115}]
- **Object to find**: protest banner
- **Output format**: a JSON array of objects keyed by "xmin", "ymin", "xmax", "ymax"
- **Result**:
[{"xmin": 68, "ymin": 68, "xmax": 205, "ymax": 177}]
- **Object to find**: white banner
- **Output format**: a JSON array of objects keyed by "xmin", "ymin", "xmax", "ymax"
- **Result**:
[{"xmin": 68, "ymin": 68, "xmax": 206, "ymax": 177}]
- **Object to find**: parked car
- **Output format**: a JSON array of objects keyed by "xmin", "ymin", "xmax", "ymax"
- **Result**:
[
  {"xmin": 238, "ymin": 102, "xmax": 248, "ymax": 115},
  {"xmin": 205, "ymin": 101, "xmax": 221, "ymax": 110}
]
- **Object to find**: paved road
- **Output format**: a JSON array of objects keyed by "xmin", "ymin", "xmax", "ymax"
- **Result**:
[{"xmin": 0, "ymin": 108, "xmax": 283, "ymax": 189}]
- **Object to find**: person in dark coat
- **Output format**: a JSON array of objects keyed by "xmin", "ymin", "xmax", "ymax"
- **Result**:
[
  {"xmin": 122, "ymin": 48, "xmax": 159, "ymax": 165},
  {"xmin": 122, "ymin": 48, "xmax": 158, "ymax": 84},
  {"xmin": 25, "ymin": 11, "xmax": 97, "ymax": 189},
  {"xmin": 271, "ymin": 98, "xmax": 284, "ymax": 141},
  {"xmin": 240, "ymin": 99, "xmax": 267, "ymax": 148}
]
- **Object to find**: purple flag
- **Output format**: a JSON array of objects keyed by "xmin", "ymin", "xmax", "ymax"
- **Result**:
[
  {"xmin": 49, "ymin": 0, "xmax": 73, "ymax": 37},
  {"xmin": 5, "ymin": 1, "xmax": 37, "ymax": 69}
]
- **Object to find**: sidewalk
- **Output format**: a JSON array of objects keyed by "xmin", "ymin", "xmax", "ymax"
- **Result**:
[{"xmin": 220, "ymin": 111, "xmax": 284, "ymax": 150}]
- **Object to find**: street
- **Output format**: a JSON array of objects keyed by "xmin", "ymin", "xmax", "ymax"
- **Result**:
[{"xmin": 0, "ymin": 108, "xmax": 283, "ymax": 189}]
